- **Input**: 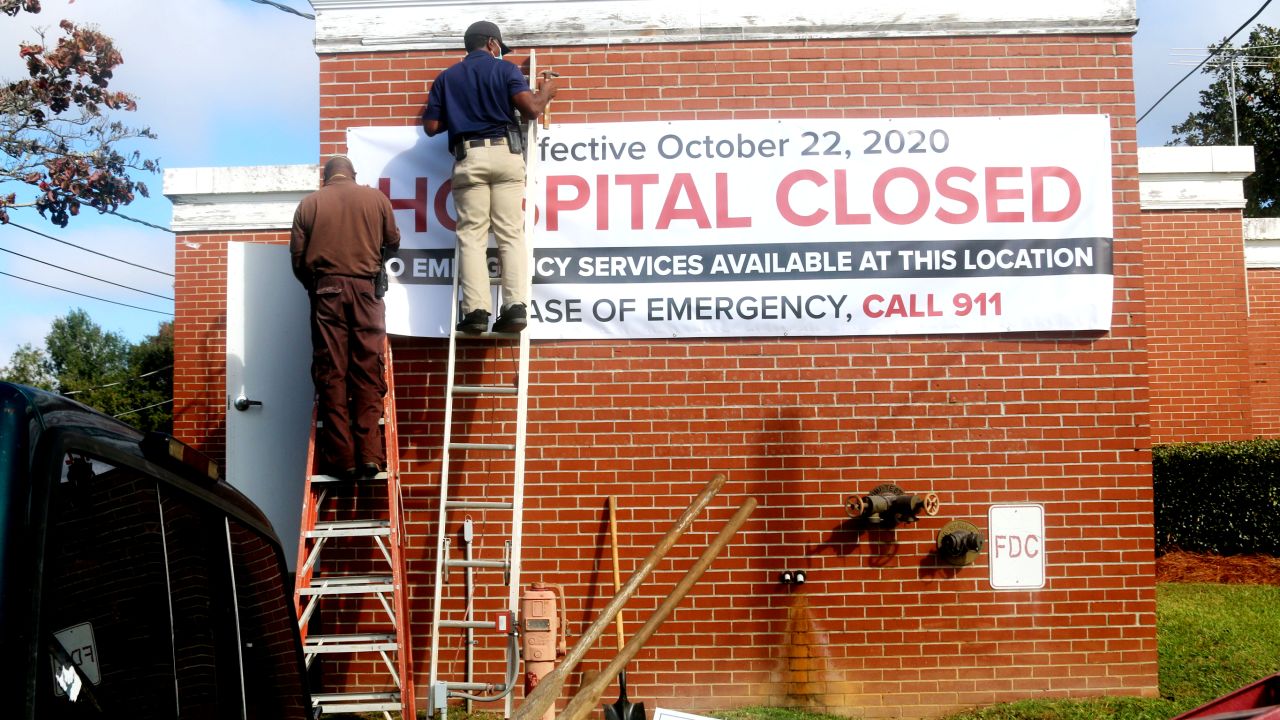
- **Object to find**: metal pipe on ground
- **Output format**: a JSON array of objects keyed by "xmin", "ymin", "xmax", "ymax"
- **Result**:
[
  {"xmin": 511, "ymin": 473, "xmax": 729, "ymax": 720},
  {"xmin": 557, "ymin": 497, "xmax": 759, "ymax": 720}
]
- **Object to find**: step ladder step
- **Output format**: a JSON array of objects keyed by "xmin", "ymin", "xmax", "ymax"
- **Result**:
[
  {"xmin": 445, "ymin": 499, "xmax": 515, "ymax": 510},
  {"xmin": 306, "ymin": 519, "xmax": 391, "ymax": 538},
  {"xmin": 305, "ymin": 633, "xmax": 398, "ymax": 653},
  {"xmin": 310, "ymin": 471, "xmax": 389, "ymax": 484},
  {"xmin": 298, "ymin": 575, "xmax": 394, "ymax": 595},
  {"xmin": 449, "ymin": 442, "xmax": 517, "ymax": 452},
  {"xmin": 313, "ymin": 692, "xmax": 401, "ymax": 713},
  {"xmin": 454, "ymin": 384, "xmax": 518, "ymax": 396}
]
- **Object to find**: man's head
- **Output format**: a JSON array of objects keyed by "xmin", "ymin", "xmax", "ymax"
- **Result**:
[
  {"xmin": 323, "ymin": 155, "xmax": 356, "ymax": 183},
  {"xmin": 464, "ymin": 20, "xmax": 512, "ymax": 56}
]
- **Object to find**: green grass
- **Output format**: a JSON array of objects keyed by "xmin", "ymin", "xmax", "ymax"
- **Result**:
[{"xmin": 1157, "ymin": 583, "xmax": 1280, "ymax": 709}]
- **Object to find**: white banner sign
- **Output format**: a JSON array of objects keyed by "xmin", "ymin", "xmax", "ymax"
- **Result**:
[{"xmin": 347, "ymin": 116, "xmax": 1114, "ymax": 339}]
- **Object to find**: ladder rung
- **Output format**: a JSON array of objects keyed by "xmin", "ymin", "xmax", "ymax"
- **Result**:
[
  {"xmin": 307, "ymin": 520, "xmax": 391, "ymax": 538},
  {"xmin": 439, "ymin": 619, "xmax": 504, "ymax": 630},
  {"xmin": 298, "ymin": 575, "xmax": 394, "ymax": 595},
  {"xmin": 444, "ymin": 681, "xmax": 507, "ymax": 691},
  {"xmin": 454, "ymin": 384, "xmax": 518, "ymax": 396},
  {"xmin": 305, "ymin": 634, "xmax": 398, "ymax": 653},
  {"xmin": 445, "ymin": 559, "xmax": 508, "ymax": 569},
  {"xmin": 449, "ymin": 442, "xmax": 517, "ymax": 452},
  {"xmin": 313, "ymin": 692, "xmax": 401, "ymax": 713},
  {"xmin": 455, "ymin": 331, "xmax": 520, "ymax": 340},
  {"xmin": 445, "ymin": 500, "xmax": 514, "ymax": 510}
]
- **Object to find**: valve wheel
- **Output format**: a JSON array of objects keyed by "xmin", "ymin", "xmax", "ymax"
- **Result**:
[{"xmin": 922, "ymin": 492, "xmax": 941, "ymax": 516}]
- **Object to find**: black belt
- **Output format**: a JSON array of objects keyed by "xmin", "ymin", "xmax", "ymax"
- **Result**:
[{"xmin": 464, "ymin": 137, "xmax": 506, "ymax": 148}]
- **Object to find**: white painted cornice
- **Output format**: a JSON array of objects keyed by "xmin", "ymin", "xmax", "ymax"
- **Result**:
[
  {"xmin": 310, "ymin": 0, "xmax": 1138, "ymax": 54},
  {"xmin": 1245, "ymin": 219, "xmax": 1280, "ymax": 269},
  {"xmin": 1138, "ymin": 146, "xmax": 1255, "ymax": 211},
  {"xmin": 164, "ymin": 165, "xmax": 320, "ymax": 233}
]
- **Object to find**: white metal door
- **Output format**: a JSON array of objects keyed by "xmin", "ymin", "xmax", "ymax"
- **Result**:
[{"xmin": 226, "ymin": 241, "xmax": 313, "ymax": 569}]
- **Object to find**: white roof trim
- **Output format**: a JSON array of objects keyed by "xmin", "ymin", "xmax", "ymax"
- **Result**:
[
  {"xmin": 163, "ymin": 165, "xmax": 319, "ymax": 233},
  {"xmin": 311, "ymin": 0, "xmax": 1138, "ymax": 54},
  {"xmin": 1138, "ymin": 146, "xmax": 1255, "ymax": 211},
  {"xmin": 1246, "ymin": 219, "xmax": 1280, "ymax": 268}
]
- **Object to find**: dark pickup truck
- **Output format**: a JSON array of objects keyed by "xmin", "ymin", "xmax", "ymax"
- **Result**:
[{"xmin": 0, "ymin": 382, "xmax": 312, "ymax": 719}]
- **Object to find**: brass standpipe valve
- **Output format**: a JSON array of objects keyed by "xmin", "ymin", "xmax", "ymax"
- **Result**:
[
  {"xmin": 844, "ymin": 483, "xmax": 941, "ymax": 525},
  {"xmin": 937, "ymin": 520, "xmax": 984, "ymax": 566}
]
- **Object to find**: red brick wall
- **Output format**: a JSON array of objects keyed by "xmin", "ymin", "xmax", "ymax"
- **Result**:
[
  {"xmin": 1248, "ymin": 269, "xmax": 1280, "ymax": 436},
  {"xmin": 1142, "ymin": 210, "xmax": 1252, "ymax": 443},
  {"xmin": 176, "ymin": 33, "xmax": 1155, "ymax": 718}
]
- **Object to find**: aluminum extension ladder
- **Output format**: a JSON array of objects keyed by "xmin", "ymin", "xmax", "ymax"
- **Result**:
[
  {"xmin": 294, "ymin": 338, "xmax": 415, "ymax": 719},
  {"xmin": 426, "ymin": 52, "xmax": 542, "ymax": 720}
]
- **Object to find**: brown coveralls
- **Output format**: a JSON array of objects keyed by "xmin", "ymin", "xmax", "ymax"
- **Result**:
[{"xmin": 290, "ymin": 175, "xmax": 401, "ymax": 474}]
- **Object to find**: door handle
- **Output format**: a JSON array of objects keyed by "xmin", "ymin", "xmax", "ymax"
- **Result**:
[{"xmin": 233, "ymin": 395, "xmax": 264, "ymax": 412}]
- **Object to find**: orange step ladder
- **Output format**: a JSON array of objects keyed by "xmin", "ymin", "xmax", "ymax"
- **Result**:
[{"xmin": 294, "ymin": 339, "xmax": 415, "ymax": 719}]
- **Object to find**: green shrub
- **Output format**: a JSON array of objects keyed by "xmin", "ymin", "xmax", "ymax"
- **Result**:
[{"xmin": 1153, "ymin": 439, "xmax": 1280, "ymax": 554}]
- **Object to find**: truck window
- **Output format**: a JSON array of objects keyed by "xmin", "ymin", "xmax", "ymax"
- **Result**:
[
  {"xmin": 227, "ymin": 519, "xmax": 309, "ymax": 720},
  {"xmin": 37, "ymin": 453, "xmax": 177, "ymax": 718},
  {"xmin": 160, "ymin": 485, "xmax": 241, "ymax": 718}
]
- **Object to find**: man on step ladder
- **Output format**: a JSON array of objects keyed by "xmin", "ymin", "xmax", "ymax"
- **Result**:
[
  {"xmin": 290, "ymin": 155, "xmax": 401, "ymax": 480},
  {"xmin": 422, "ymin": 19, "xmax": 559, "ymax": 333}
]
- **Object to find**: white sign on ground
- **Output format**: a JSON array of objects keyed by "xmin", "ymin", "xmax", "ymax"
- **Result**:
[
  {"xmin": 654, "ymin": 708, "xmax": 718, "ymax": 720},
  {"xmin": 348, "ymin": 115, "xmax": 1114, "ymax": 339},
  {"xmin": 988, "ymin": 504, "xmax": 1046, "ymax": 590}
]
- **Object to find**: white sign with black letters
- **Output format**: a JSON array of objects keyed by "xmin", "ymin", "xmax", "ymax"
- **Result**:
[
  {"xmin": 348, "ymin": 115, "xmax": 1114, "ymax": 339},
  {"xmin": 988, "ymin": 504, "xmax": 1046, "ymax": 590}
]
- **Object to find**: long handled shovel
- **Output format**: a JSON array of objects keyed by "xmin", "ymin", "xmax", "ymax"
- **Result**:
[{"xmin": 603, "ymin": 496, "xmax": 647, "ymax": 720}]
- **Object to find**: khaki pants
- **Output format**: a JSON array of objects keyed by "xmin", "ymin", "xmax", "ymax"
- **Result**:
[{"xmin": 452, "ymin": 144, "xmax": 527, "ymax": 314}]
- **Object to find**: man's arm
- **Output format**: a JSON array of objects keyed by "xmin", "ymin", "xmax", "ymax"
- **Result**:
[
  {"xmin": 289, "ymin": 203, "xmax": 313, "ymax": 288},
  {"xmin": 512, "ymin": 77, "xmax": 558, "ymax": 121},
  {"xmin": 423, "ymin": 77, "xmax": 445, "ymax": 136},
  {"xmin": 380, "ymin": 195, "xmax": 401, "ymax": 253}
]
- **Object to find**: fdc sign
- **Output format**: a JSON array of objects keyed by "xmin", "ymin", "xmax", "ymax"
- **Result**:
[{"xmin": 988, "ymin": 504, "xmax": 1045, "ymax": 590}]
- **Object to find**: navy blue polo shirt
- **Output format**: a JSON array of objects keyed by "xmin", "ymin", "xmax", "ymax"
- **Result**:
[{"xmin": 424, "ymin": 50, "xmax": 531, "ymax": 149}]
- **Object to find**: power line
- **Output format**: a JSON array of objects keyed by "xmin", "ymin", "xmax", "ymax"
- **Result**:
[
  {"xmin": 64, "ymin": 365, "xmax": 173, "ymax": 396},
  {"xmin": 6, "ymin": 221, "xmax": 173, "ymax": 277},
  {"xmin": 103, "ymin": 207, "xmax": 172, "ymax": 233},
  {"xmin": 1138, "ymin": 0, "xmax": 1276, "ymax": 124},
  {"xmin": 248, "ymin": 0, "xmax": 315, "ymax": 20},
  {"xmin": 0, "ymin": 270, "xmax": 173, "ymax": 316},
  {"xmin": 0, "ymin": 244, "xmax": 174, "ymax": 301},
  {"xmin": 114, "ymin": 398, "xmax": 173, "ymax": 419}
]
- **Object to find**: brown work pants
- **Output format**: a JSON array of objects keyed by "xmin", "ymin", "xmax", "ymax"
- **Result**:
[{"xmin": 309, "ymin": 274, "xmax": 387, "ymax": 472}]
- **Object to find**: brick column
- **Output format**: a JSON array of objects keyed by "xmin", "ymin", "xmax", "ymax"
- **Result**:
[{"xmin": 1140, "ymin": 146, "xmax": 1255, "ymax": 442}]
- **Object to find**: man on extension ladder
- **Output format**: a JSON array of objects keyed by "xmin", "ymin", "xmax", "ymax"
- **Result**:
[{"xmin": 421, "ymin": 20, "xmax": 559, "ymax": 334}]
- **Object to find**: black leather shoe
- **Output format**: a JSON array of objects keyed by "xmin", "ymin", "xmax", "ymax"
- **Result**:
[
  {"xmin": 456, "ymin": 309, "xmax": 490, "ymax": 333},
  {"xmin": 361, "ymin": 462, "xmax": 387, "ymax": 479},
  {"xmin": 493, "ymin": 303, "xmax": 527, "ymax": 333}
]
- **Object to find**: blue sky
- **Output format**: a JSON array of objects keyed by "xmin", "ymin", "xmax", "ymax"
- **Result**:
[
  {"xmin": 0, "ymin": 0, "xmax": 318, "ymax": 364},
  {"xmin": 0, "ymin": 0, "xmax": 1273, "ymax": 365}
]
